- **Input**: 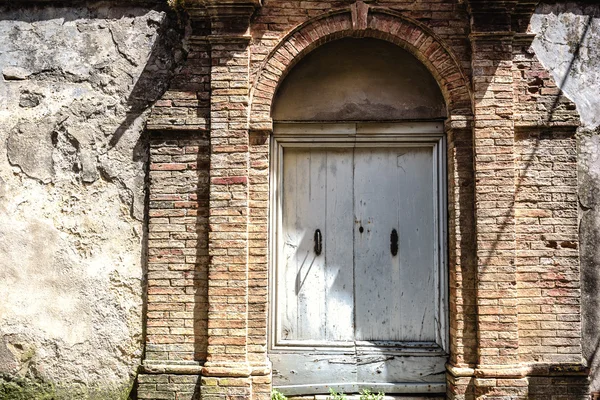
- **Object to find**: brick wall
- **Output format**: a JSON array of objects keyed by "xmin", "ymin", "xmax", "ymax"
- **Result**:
[
  {"xmin": 137, "ymin": 1, "xmax": 589, "ymax": 399},
  {"xmin": 137, "ymin": 374, "xmax": 199, "ymax": 400},
  {"xmin": 141, "ymin": 132, "xmax": 210, "ymax": 385},
  {"xmin": 515, "ymin": 129, "xmax": 581, "ymax": 364}
]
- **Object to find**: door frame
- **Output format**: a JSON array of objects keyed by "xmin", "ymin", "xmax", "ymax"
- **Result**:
[{"xmin": 268, "ymin": 122, "xmax": 449, "ymax": 394}]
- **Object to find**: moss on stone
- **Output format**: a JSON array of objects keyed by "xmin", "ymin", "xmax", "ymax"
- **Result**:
[
  {"xmin": 0, "ymin": 374, "xmax": 135, "ymax": 400},
  {"xmin": 0, "ymin": 375, "xmax": 57, "ymax": 400}
]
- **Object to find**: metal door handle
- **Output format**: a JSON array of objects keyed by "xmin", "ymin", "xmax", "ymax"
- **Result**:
[
  {"xmin": 391, "ymin": 229, "xmax": 398, "ymax": 256},
  {"xmin": 314, "ymin": 229, "xmax": 322, "ymax": 256}
]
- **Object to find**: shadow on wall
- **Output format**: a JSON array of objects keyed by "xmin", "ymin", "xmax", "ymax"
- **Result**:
[
  {"xmin": 192, "ymin": 134, "xmax": 210, "ymax": 400},
  {"xmin": 533, "ymin": 2, "xmax": 600, "ymax": 396},
  {"xmin": 469, "ymin": 2, "xmax": 596, "ymax": 396}
]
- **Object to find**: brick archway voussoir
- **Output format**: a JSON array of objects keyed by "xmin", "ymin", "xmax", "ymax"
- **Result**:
[{"xmin": 249, "ymin": 8, "xmax": 472, "ymax": 131}]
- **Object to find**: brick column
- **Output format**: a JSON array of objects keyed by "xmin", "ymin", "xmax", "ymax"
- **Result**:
[
  {"xmin": 138, "ymin": 132, "xmax": 210, "ymax": 399},
  {"xmin": 203, "ymin": 33, "xmax": 252, "ymax": 380},
  {"xmin": 200, "ymin": 2, "xmax": 269, "ymax": 399},
  {"xmin": 471, "ymin": 30, "xmax": 519, "ymax": 365},
  {"xmin": 248, "ymin": 130, "xmax": 272, "ymax": 400},
  {"xmin": 446, "ymin": 119, "xmax": 478, "ymax": 400},
  {"xmin": 470, "ymin": 29, "xmax": 528, "ymax": 396}
]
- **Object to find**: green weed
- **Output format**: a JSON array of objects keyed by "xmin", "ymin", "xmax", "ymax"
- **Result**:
[
  {"xmin": 328, "ymin": 387, "xmax": 348, "ymax": 400},
  {"xmin": 271, "ymin": 389, "xmax": 288, "ymax": 400},
  {"xmin": 359, "ymin": 388, "xmax": 385, "ymax": 400}
]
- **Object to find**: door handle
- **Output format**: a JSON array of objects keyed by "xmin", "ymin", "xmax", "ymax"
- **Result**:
[
  {"xmin": 391, "ymin": 229, "xmax": 398, "ymax": 256},
  {"xmin": 314, "ymin": 229, "xmax": 322, "ymax": 256}
]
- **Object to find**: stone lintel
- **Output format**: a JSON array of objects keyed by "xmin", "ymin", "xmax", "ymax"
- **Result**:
[
  {"xmin": 249, "ymin": 120, "xmax": 274, "ymax": 135},
  {"xmin": 142, "ymin": 361, "xmax": 204, "ymax": 375},
  {"xmin": 469, "ymin": 31, "xmax": 515, "ymax": 42},
  {"xmin": 202, "ymin": 362, "xmax": 252, "ymax": 377},
  {"xmin": 447, "ymin": 363, "xmax": 589, "ymax": 378}
]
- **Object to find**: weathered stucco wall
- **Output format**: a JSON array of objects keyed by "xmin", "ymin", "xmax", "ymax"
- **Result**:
[
  {"xmin": 0, "ymin": 2, "xmax": 182, "ymax": 398},
  {"xmin": 0, "ymin": 0, "xmax": 600, "ymax": 398},
  {"xmin": 531, "ymin": 2, "xmax": 600, "ymax": 393}
]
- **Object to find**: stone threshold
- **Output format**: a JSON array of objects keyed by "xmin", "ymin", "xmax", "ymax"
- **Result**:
[{"xmin": 288, "ymin": 396, "xmax": 445, "ymax": 400}]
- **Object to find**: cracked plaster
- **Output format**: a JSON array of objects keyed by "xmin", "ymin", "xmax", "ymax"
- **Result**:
[{"xmin": 0, "ymin": 2, "xmax": 184, "ymax": 397}]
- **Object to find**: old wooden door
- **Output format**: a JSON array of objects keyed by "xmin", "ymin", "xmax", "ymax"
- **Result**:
[{"xmin": 270, "ymin": 123, "xmax": 447, "ymax": 395}]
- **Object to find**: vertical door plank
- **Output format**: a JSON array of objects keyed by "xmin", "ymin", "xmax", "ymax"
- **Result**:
[
  {"xmin": 280, "ymin": 148, "xmax": 326, "ymax": 341},
  {"xmin": 354, "ymin": 148, "xmax": 401, "ymax": 341},
  {"xmin": 279, "ymin": 149, "xmax": 300, "ymax": 341},
  {"xmin": 395, "ymin": 147, "xmax": 436, "ymax": 341},
  {"xmin": 295, "ymin": 148, "xmax": 327, "ymax": 340},
  {"xmin": 324, "ymin": 149, "xmax": 355, "ymax": 341},
  {"xmin": 354, "ymin": 147, "xmax": 436, "ymax": 342},
  {"xmin": 279, "ymin": 148, "xmax": 354, "ymax": 342}
]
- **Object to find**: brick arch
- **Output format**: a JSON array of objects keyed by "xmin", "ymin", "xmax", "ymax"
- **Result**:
[{"xmin": 249, "ymin": 7, "xmax": 472, "ymax": 131}]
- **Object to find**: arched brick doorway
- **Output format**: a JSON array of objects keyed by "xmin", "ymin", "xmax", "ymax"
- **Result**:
[{"xmin": 264, "ymin": 32, "xmax": 468, "ymax": 396}]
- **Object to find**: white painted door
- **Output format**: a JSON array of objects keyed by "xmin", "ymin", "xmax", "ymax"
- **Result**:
[
  {"xmin": 272, "ymin": 143, "xmax": 446, "ymax": 395},
  {"xmin": 277, "ymin": 148, "xmax": 355, "ymax": 343},
  {"xmin": 353, "ymin": 147, "xmax": 436, "ymax": 342}
]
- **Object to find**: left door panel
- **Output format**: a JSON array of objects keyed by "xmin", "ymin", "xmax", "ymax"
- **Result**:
[{"xmin": 276, "ymin": 148, "xmax": 355, "ymax": 345}]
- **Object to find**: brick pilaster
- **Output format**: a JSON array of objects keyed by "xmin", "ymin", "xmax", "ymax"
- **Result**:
[
  {"xmin": 248, "ymin": 130, "xmax": 272, "ymax": 400},
  {"xmin": 468, "ymin": 30, "xmax": 535, "ymax": 398},
  {"xmin": 138, "ymin": 132, "xmax": 210, "ymax": 399},
  {"xmin": 446, "ymin": 119, "xmax": 478, "ymax": 368},
  {"xmin": 200, "ymin": 2, "xmax": 268, "ymax": 399},
  {"xmin": 146, "ymin": 132, "xmax": 210, "ymax": 364},
  {"xmin": 203, "ymin": 33, "xmax": 252, "ymax": 375},
  {"xmin": 471, "ymin": 32, "xmax": 519, "ymax": 370}
]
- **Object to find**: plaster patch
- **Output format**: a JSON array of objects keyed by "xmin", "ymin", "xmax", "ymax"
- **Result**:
[{"xmin": 531, "ymin": 4, "xmax": 600, "ymax": 129}]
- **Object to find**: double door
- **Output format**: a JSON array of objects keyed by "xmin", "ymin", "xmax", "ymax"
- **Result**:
[{"xmin": 270, "ymin": 135, "xmax": 447, "ymax": 395}]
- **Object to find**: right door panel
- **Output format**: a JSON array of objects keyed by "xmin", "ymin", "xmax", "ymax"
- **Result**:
[{"xmin": 353, "ymin": 147, "xmax": 437, "ymax": 343}]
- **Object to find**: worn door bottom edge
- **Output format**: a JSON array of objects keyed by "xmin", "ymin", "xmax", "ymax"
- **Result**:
[{"xmin": 275, "ymin": 382, "xmax": 446, "ymax": 396}]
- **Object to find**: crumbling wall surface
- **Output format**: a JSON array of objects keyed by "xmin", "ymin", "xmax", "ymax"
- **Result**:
[
  {"xmin": 531, "ymin": 2, "xmax": 600, "ymax": 393},
  {"xmin": 0, "ymin": 2, "xmax": 182, "ymax": 398}
]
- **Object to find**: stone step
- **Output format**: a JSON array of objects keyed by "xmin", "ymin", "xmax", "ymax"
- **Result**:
[{"xmin": 289, "ymin": 396, "xmax": 445, "ymax": 400}]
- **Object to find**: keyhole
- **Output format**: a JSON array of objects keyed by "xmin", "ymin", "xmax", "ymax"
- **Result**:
[{"xmin": 359, "ymin": 226, "xmax": 364, "ymax": 233}]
